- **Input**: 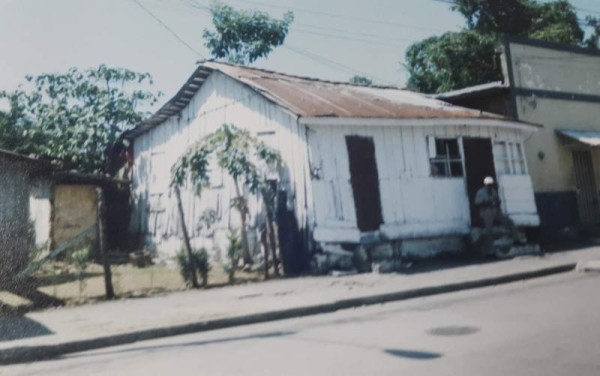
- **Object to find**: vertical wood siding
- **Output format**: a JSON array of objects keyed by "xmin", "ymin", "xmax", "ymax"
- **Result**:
[
  {"xmin": 132, "ymin": 72, "xmax": 308, "ymax": 256},
  {"xmin": 309, "ymin": 124, "xmax": 539, "ymax": 243}
]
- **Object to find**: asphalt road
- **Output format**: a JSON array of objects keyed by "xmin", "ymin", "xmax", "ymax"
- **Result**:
[{"xmin": 3, "ymin": 272, "xmax": 599, "ymax": 376}]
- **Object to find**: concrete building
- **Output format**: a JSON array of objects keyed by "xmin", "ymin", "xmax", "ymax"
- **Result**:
[
  {"xmin": 439, "ymin": 37, "xmax": 600, "ymax": 243},
  {"xmin": 127, "ymin": 62, "xmax": 539, "ymax": 273}
]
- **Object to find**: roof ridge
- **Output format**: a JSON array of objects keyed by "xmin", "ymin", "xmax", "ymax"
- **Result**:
[{"xmin": 202, "ymin": 60, "xmax": 402, "ymax": 90}]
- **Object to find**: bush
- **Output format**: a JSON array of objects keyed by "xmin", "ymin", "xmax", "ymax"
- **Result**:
[
  {"xmin": 176, "ymin": 247, "xmax": 211, "ymax": 288},
  {"xmin": 224, "ymin": 230, "xmax": 243, "ymax": 284},
  {"xmin": 67, "ymin": 247, "xmax": 91, "ymax": 300}
]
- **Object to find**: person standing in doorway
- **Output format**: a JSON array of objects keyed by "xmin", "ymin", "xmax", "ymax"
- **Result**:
[{"xmin": 475, "ymin": 176, "xmax": 524, "ymax": 250}]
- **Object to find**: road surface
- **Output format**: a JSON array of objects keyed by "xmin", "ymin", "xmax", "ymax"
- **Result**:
[{"xmin": 3, "ymin": 272, "xmax": 599, "ymax": 376}]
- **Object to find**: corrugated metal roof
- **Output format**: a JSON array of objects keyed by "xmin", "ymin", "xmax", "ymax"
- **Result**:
[
  {"xmin": 0, "ymin": 148, "xmax": 51, "ymax": 168},
  {"xmin": 127, "ymin": 62, "xmax": 523, "ymax": 139},
  {"xmin": 556, "ymin": 129, "xmax": 600, "ymax": 147}
]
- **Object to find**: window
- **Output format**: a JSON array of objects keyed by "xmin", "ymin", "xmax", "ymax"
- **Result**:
[
  {"xmin": 428, "ymin": 138, "xmax": 463, "ymax": 177},
  {"xmin": 493, "ymin": 141, "xmax": 526, "ymax": 175}
]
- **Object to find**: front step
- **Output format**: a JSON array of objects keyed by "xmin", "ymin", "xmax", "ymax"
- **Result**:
[
  {"xmin": 470, "ymin": 226, "xmax": 532, "ymax": 258},
  {"xmin": 496, "ymin": 244, "xmax": 541, "ymax": 259}
]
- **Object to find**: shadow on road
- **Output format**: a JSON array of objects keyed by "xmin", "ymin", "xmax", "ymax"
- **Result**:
[
  {"xmin": 384, "ymin": 349, "xmax": 442, "ymax": 360},
  {"xmin": 0, "ymin": 316, "xmax": 53, "ymax": 342}
]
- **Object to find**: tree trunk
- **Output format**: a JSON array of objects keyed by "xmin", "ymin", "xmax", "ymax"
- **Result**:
[
  {"xmin": 174, "ymin": 186, "xmax": 199, "ymax": 289},
  {"xmin": 233, "ymin": 178, "xmax": 252, "ymax": 265},
  {"xmin": 266, "ymin": 216, "xmax": 280, "ymax": 277},
  {"xmin": 260, "ymin": 226, "xmax": 269, "ymax": 279},
  {"xmin": 98, "ymin": 189, "xmax": 115, "ymax": 300},
  {"xmin": 262, "ymin": 188, "xmax": 280, "ymax": 276}
]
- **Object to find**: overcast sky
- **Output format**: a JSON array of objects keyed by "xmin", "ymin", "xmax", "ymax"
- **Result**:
[{"xmin": 0, "ymin": 0, "xmax": 598, "ymax": 103}]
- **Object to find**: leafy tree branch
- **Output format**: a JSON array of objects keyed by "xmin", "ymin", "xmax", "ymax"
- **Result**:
[
  {"xmin": 0, "ymin": 65, "xmax": 160, "ymax": 173},
  {"xmin": 203, "ymin": 1, "xmax": 294, "ymax": 65}
]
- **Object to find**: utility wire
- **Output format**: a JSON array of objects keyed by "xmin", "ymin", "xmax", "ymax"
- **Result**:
[
  {"xmin": 284, "ymin": 45, "xmax": 374, "ymax": 79},
  {"xmin": 132, "ymin": 0, "xmax": 206, "ymax": 58},
  {"xmin": 186, "ymin": 0, "xmax": 211, "ymax": 12},
  {"xmin": 284, "ymin": 44, "xmax": 400, "ymax": 85},
  {"xmin": 182, "ymin": 0, "xmax": 417, "ymax": 47},
  {"xmin": 221, "ymin": 0, "xmax": 446, "ymax": 32},
  {"xmin": 292, "ymin": 28, "xmax": 410, "ymax": 48},
  {"xmin": 432, "ymin": 0, "xmax": 600, "ymax": 17},
  {"xmin": 140, "ymin": 0, "xmax": 407, "ymax": 83},
  {"xmin": 294, "ymin": 24, "xmax": 417, "ymax": 44}
]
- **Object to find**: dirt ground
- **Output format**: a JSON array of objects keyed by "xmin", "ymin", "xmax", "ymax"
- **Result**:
[{"xmin": 33, "ymin": 261, "xmax": 264, "ymax": 307}]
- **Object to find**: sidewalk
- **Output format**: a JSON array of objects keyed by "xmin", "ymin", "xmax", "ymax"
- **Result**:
[{"xmin": 1, "ymin": 247, "xmax": 599, "ymax": 364}]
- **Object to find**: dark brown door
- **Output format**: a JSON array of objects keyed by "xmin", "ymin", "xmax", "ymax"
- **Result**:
[
  {"xmin": 463, "ymin": 138, "xmax": 496, "ymax": 226},
  {"xmin": 346, "ymin": 136, "xmax": 383, "ymax": 232},
  {"xmin": 572, "ymin": 150, "xmax": 600, "ymax": 224}
]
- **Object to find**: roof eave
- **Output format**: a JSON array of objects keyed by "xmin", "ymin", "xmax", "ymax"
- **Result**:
[
  {"xmin": 299, "ymin": 117, "xmax": 541, "ymax": 132},
  {"xmin": 126, "ymin": 64, "xmax": 215, "ymax": 140}
]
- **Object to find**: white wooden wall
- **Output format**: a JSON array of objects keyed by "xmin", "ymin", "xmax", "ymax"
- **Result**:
[
  {"xmin": 308, "ymin": 123, "xmax": 539, "ymax": 243},
  {"xmin": 29, "ymin": 177, "xmax": 52, "ymax": 249},
  {"xmin": 132, "ymin": 72, "xmax": 310, "ymax": 257}
]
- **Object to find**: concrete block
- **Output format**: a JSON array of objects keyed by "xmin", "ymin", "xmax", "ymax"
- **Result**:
[
  {"xmin": 371, "ymin": 244, "xmax": 394, "ymax": 260},
  {"xmin": 371, "ymin": 260, "xmax": 396, "ymax": 274},
  {"xmin": 496, "ymin": 244, "xmax": 541, "ymax": 259}
]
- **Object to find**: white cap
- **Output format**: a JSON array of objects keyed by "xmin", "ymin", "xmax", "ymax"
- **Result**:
[{"xmin": 483, "ymin": 176, "xmax": 494, "ymax": 185}]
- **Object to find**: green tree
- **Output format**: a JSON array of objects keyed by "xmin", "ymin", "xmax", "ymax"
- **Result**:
[
  {"xmin": 585, "ymin": 16, "xmax": 600, "ymax": 49},
  {"xmin": 405, "ymin": 0, "xmax": 598, "ymax": 93},
  {"xmin": 349, "ymin": 75, "xmax": 373, "ymax": 86},
  {"xmin": 203, "ymin": 1, "xmax": 294, "ymax": 65},
  {"xmin": 406, "ymin": 31, "xmax": 502, "ymax": 94},
  {"xmin": 171, "ymin": 124, "xmax": 281, "ymax": 266},
  {"xmin": 0, "ymin": 65, "xmax": 160, "ymax": 173}
]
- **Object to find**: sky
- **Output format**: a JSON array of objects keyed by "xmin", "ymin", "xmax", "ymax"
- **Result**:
[{"xmin": 0, "ymin": 0, "xmax": 599, "ymax": 104}]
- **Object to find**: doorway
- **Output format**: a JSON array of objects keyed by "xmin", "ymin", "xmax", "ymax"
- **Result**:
[
  {"xmin": 572, "ymin": 150, "xmax": 600, "ymax": 225},
  {"xmin": 463, "ymin": 138, "xmax": 497, "ymax": 226},
  {"xmin": 345, "ymin": 136, "xmax": 383, "ymax": 232}
]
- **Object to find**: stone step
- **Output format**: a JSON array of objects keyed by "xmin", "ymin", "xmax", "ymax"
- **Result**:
[{"xmin": 495, "ymin": 244, "xmax": 541, "ymax": 259}]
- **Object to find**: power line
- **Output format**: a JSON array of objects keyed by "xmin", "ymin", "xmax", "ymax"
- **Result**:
[
  {"xmin": 284, "ymin": 44, "xmax": 399, "ymax": 85},
  {"xmin": 432, "ymin": 0, "xmax": 600, "ymax": 17},
  {"xmin": 185, "ymin": 0, "xmax": 211, "ymax": 12},
  {"xmin": 292, "ymin": 28, "xmax": 410, "ymax": 48},
  {"xmin": 223, "ymin": 0, "xmax": 446, "ymax": 33},
  {"xmin": 294, "ymin": 23, "xmax": 417, "ymax": 44},
  {"xmin": 284, "ymin": 45, "xmax": 372, "ymax": 79},
  {"xmin": 178, "ymin": 0, "xmax": 417, "ymax": 48},
  {"xmin": 132, "ymin": 0, "xmax": 206, "ymax": 58}
]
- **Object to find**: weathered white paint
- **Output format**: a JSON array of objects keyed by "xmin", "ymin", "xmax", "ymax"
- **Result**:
[
  {"xmin": 29, "ymin": 178, "xmax": 52, "ymax": 249},
  {"xmin": 498, "ymin": 175, "xmax": 540, "ymax": 226},
  {"xmin": 300, "ymin": 117, "xmax": 540, "ymax": 132},
  {"xmin": 132, "ymin": 72, "xmax": 308, "ymax": 257},
  {"xmin": 132, "ymin": 70, "xmax": 540, "ymax": 261},
  {"xmin": 308, "ymin": 123, "xmax": 539, "ymax": 243}
]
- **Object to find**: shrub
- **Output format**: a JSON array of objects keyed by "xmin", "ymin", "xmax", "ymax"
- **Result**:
[
  {"xmin": 176, "ymin": 247, "xmax": 211, "ymax": 288},
  {"xmin": 67, "ymin": 247, "xmax": 91, "ymax": 301},
  {"xmin": 224, "ymin": 230, "xmax": 243, "ymax": 284}
]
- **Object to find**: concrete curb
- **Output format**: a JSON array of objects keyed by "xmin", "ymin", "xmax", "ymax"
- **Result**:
[{"xmin": 0, "ymin": 262, "xmax": 576, "ymax": 365}]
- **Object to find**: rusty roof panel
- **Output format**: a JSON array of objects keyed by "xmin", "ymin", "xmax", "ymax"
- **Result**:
[
  {"xmin": 127, "ymin": 62, "xmax": 520, "ymax": 139},
  {"xmin": 208, "ymin": 62, "xmax": 509, "ymax": 120}
]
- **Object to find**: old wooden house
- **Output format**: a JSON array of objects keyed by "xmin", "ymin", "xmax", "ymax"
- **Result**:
[{"xmin": 127, "ymin": 62, "xmax": 540, "ymax": 273}]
